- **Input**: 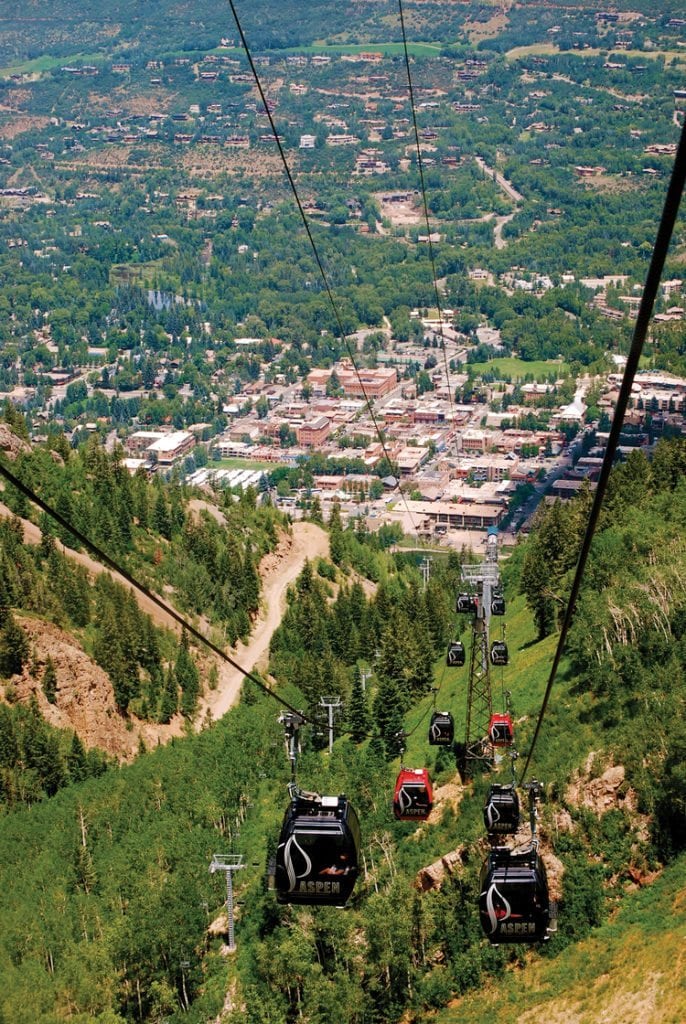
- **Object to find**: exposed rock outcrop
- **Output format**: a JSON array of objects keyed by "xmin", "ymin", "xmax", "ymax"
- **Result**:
[
  {"xmin": 8, "ymin": 617, "xmax": 183, "ymax": 760},
  {"xmin": 0, "ymin": 423, "xmax": 31, "ymax": 461}
]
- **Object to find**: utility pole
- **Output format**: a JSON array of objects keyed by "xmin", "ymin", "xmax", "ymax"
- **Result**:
[
  {"xmin": 420, "ymin": 555, "xmax": 432, "ymax": 588},
  {"xmin": 279, "ymin": 711, "xmax": 305, "ymax": 782},
  {"xmin": 319, "ymin": 696, "xmax": 341, "ymax": 754},
  {"xmin": 209, "ymin": 854, "xmax": 244, "ymax": 952},
  {"xmin": 179, "ymin": 959, "xmax": 190, "ymax": 1011}
]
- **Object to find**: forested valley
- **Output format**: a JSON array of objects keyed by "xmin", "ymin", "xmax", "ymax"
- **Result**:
[{"xmin": 1, "ymin": 416, "xmax": 686, "ymax": 1022}]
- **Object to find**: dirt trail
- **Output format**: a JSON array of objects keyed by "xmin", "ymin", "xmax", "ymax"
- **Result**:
[
  {"xmin": 202, "ymin": 522, "xmax": 329, "ymax": 721},
  {"xmin": 0, "ymin": 501, "xmax": 328, "ymax": 727}
]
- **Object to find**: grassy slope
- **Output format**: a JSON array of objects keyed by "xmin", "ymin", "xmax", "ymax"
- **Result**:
[
  {"xmin": 438, "ymin": 852, "xmax": 686, "ymax": 1024},
  {"xmin": 403, "ymin": 591, "xmax": 564, "ymax": 776},
  {"xmin": 398, "ymin": 582, "xmax": 686, "ymax": 1024}
]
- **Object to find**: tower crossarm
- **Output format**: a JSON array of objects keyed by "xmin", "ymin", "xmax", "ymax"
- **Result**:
[{"xmin": 461, "ymin": 564, "xmax": 500, "ymax": 586}]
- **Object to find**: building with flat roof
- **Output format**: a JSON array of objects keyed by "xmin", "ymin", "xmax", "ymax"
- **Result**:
[
  {"xmin": 396, "ymin": 446, "xmax": 430, "ymax": 475},
  {"xmin": 405, "ymin": 499, "xmax": 505, "ymax": 529},
  {"xmin": 146, "ymin": 431, "xmax": 195, "ymax": 465},
  {"xmin": 298, "ymin": 416, "xmax": 332, "ymax": 448},
  {"xmin": 340, "ymin": 366, "xmax": 397, "ymax": 399},
  {"xmin": 461, "ymin": 429, "xmax": 488, "ymax": 453},
  {"xmin": 127, "ymin": 430, "xmax": 167, "ymax": 453}
]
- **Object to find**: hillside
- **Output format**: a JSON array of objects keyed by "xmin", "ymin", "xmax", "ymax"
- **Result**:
[
  {"xmin": 0, "ymin": 437, "xmax": 685, "ymax": 1021},
  {"xmin": 441, "ymin": 852, "xmax": 686, "ymax": 1024},
  {"xmin": 0, "ymin": 422, "xmax": 308, "ymax": 766},
  {"xmin": 0, "ymin": 507, "xmax": 327, "ymax": 756}
]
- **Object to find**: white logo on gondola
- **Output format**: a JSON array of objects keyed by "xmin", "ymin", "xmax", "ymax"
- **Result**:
[
  {"xmin": 398, "ymin": 786, "xmax": 413, "ymax": 814},
  {"xmin": 283, "ymin": 835, "xmax": 311, "ymax": 892},
  {"xmin": 485, "ymin": 882, "xmax": 511, "ymax": 934},
  {"xmin": 398, "ymin": 785, "xmax": 427, "ymax": 815},
  {"xmin": 431, "ymin": 723, "xmax": 442, "ymax": 742},
  {"xmin": 485, "ymin": 800, "xmax": 500, "ymax": 830}
]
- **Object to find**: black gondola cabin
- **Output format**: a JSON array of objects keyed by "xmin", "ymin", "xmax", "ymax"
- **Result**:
[
  {"xmin": 489, "ymin": 712, "xmax": 514, "ymax": 747},
  {"xmin": 429, "ymin": 711, "xmax": 454, "ymax": 746},
  {"xmin": 274, "ymin": 791, "xmax": 360, "ymax": 906},
  {"xmin": 479, "ymin": 846, "xmax": 551, "ymax": 944},
  {"xmin": 446, "ymin": 640, "xmax": 465, "ymax": 667},
  {"xmin": 456, "ymin": 593, "xmax": 478, "ymax": 614},
  {"xmin": 491, "ymin": 595, "xmax": 506, "ymax": 615},
  {"xmin": 490, "ymin": 641, "xmax": 508, "ymax": 666},
  {"xmin": 483, "ymin": 784, "xmax": 520, "ymax": 835},
  {"xmin": 393, "ymin": 768, "xmax": 433, "ymax": 820}
]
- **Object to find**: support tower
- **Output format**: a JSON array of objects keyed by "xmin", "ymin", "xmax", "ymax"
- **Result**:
[{"xmin": 461, "ymin": 530, "xmax": 501, "ymax": 774}]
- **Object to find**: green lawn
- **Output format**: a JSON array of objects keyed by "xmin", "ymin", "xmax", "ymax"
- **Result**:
[
  {"xmin": 506, "ymin": 42, "xmax": 686, "ymax": 64},
  {"xmin": 0, "ymin": 53, "xmax": 105, "ymax": 77},
  {"xmin": 468, "ymin": 356, "xmax": 571, "ymax": 381},
  {"xmin": 217, "ymin": 41, "xmax": 442, "ymax": 58},
  {"xmin": 109, "ymin": 261, "xmax": 167, "ymax": 288},
  {"xmin": 213, "ymin": 457, "xmax": 279, "ymax": 471}
]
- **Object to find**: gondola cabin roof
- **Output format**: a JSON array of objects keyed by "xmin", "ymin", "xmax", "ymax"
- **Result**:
[
  {"xmin": 393, "ymin": 767, "xmax": 433, "ymax": 820},
  {"xmin": 274, "ymin": 792, "xmax": 360, "ymax": 906}
]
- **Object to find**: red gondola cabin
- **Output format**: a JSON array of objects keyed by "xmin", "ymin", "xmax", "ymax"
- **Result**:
[
  {"xmin": 393, "ymin": 768, "xmax": 433, "ymax": 820},
  {"xmin": 489, "ymin": 712, "xmax": 514, "ymax": 747}
]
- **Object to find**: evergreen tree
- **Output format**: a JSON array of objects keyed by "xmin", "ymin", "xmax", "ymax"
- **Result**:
[
  {"xmin": 175, "ymin": 632, "xmax": 200, "ymax": 719},
  {"xmin": 0, "ymin": 613, "xmax": 29, "ymax": 678},
  {"xmin": 67, "ymin": 733, "xmax": 88, "ymax": 783},
  {"xmin": 23, "ymin": 700, "xmax": 65, "ymax": 797},
  {"xmin": 38, "ymin": 512, "xmax": 56, "ymax": 558},
  {"xmin": 159, "ymin": 665, "xmax": 178, "ymax": 723},
  {"xmin": 2, "ymin": 399, "xmax": 29, "ymax": 440},
  {"xmin": 329, "ymin": 500, "xmax": 345, "ymax": 565},
  {"xmin": 520, "ymin": 501, "xmax": 576, "ymax": 639},
  {"xmin": 153, "ymin": 490, "xmax": 173, "ymax": 540},
  {"xmin": 373, "ymin": 676, "xmax": 405, "ymax": 757},
  {"xmin": 242, "ymin": 548, "xmax": 260, "ymax": 616},
  {"xmin": 42, "ymin": 656, "xmax": 58, "ymax": 705},
  {"xmin": 309, "ymin": 495, "xmax": 324, "ymax": 525}
]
